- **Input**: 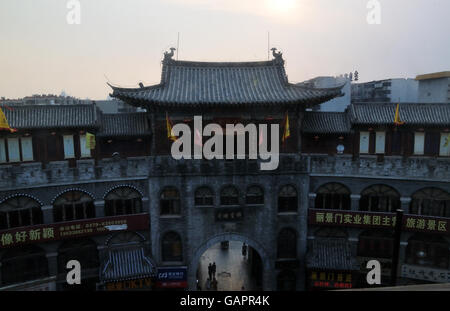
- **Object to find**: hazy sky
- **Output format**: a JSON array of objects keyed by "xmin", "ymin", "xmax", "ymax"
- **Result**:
[{"xmin": 0, "ymin": 0, "xmax": 449, "ymax": 100}]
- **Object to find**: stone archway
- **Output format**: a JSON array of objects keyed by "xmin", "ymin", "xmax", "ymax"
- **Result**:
[{"xmin": 188, "ymin": 232, "xmax": 272, "ymax": 290}]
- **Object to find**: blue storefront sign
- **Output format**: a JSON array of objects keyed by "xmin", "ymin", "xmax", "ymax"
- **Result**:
[{"xmin": 156, "ymin": 267, "xmax": 187, "ymax": 288}]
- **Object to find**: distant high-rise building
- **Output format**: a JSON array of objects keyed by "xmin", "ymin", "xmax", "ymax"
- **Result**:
[
  {"xmin": 416, "ymin": 71, "xmax": 450, "ymax": 104},
  {"xmin": 351, "ymin": 78, "xmax": 419, "ymax": 103},
  {"xmin": 298, "ymin": 76, "xmax": 351, "ymax": 112}
]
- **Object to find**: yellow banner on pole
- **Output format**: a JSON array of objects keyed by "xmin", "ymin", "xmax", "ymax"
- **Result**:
[
  {"xmin": 0, "ymin": 107, "xmax": 17, "ymax": 133},
  {"xmin": 86, "ymin": 132, "xmax": 96, "ymax": 149}
]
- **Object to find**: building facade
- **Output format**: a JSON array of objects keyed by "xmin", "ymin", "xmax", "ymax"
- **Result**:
[{"xmin": 0, "ymin": 50, "xmax": 449, "ymax": 291}]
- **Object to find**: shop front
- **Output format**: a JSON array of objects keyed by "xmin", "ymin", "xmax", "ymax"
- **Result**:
[
  {"xmin": 100, "ymin": 246, "xmax": 156, "ymax": 291},
  {"xmin": 306, "ymin": 238, "xmax": 359, "ymax": 290}
]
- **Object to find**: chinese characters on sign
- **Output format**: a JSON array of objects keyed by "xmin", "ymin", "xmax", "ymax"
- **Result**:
[
  {"xmin": 0, "ymin": 213, "xmax": 149, "ymax": 248},
  {"xmin": 215, "ymin": 208, "xmax": 243, "ymax": 222},
  {"xmin": 401, "ymin": 264, "xmax": 450, "ymax": 283},
  {"xmin": 310, "ymin": 271, "xmax": 353, "ymax": 289},
  {"xmin": 309, "ymin": 209, "xmax": 449, "ymax": 234}
]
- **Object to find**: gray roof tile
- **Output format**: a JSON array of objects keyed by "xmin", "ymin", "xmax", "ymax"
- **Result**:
[
  {"xmin": 350, "ymin": 103, "xmax": 450, "ymax": 126},
  {"xmin": 1, "ymin": 104, "xmax": 98, "ymax": 129},
  {"xmin": 109, "ymin": 58, "xmax": 344, "ymax": 106},
  {"xmin": 98, "ymin": 113, "xmax": 150, "ymax": 137},
  {"xmin": 303, "ymin": 112, "xmax": 350, "ymax": 134},
  {"xmin": 306, "ymin": 238, "xmax": 359, "ymax": 271},
  {"xmin": 101, "ymin": 247, "xmax": 156, "ymax": 282}
]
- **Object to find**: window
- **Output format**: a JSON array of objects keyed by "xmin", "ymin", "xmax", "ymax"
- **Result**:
[
  {"xmin": 439, "ymin": 133, "xmax": 450, "ymax": 157},
  {"xmin": 277, "ymin": 228, "xmax": 297, "ymax": 259},
  {"xmin": 414, "ymin": 132, "xmax": 424, "ymax": 155},
  {"xmin": 0, "ymin": 138, "xmax": 6, "ymax": 163},
  {"xmin": 359, "ymin": 185, "xmax": 400, "ymax": 213},
  {"xmin": 57, "ymin": 239, "xmax": 99, "ymax": 277},
  {"xmin": 0, "ymin": 196, "xmax": 43, "ymax": 230},
  {"xmin": 0, "ymin": 136, "xmax": 34, "ymax": 163},
  {"xmin": 375, "ymin": 131, "xmax": 385, "ymax": 154},
  {"xmin": 278, "ymin": 185, "xmax": 297, "ymax": 213},
  {"xmin": 315, "ymin": 183, "xmax": 351, "ymax": 210},
  {"xmin": 160, "ymin": 187, "xmax": 180, "ymax": 215},
  {"xmin": 1, "ymin": 246, "xmax": 49, "ymax": 286},
  {"xmin": 105, "ymin": 187, "xmax": 142, "ymax": 216},
  {"xmin": 7, "ymin": 137, "xmax": 20, "ymax": 162},
  {"xmin": 406, "ymin": 234, "xmax": 449, "ymax": 269},
  {"xmin": 359, "ymin": 131, "xmax": 369, "ymax": 154},
  {"xmin": 357, "ymin": 230, "xmax": 394, "ymax": 258},
  {"xmin": 20, "ymin": 137, "xmax": 33, "ymax": 161},
  {"xmin": 79, "ymin": 135, "xmax": 91, "ymax": 158},
  {"xmin": 63, "ymin": 135, "xmax": 75, "ymax": 159},
  {"xmin": 195, "ymin": 187, "xmax": 214, "ymax": 206},
  {"xmin": 410, "ymin": 188, "xmax": 450, "ymax": 217},
  {"xmin": 53, "ymin": 190, "xmax": 95, "ymax": 222},
  {"xmin": 220, "ymin": 186, "xmax": 239, "ymax": 206},
  {"xmin": 161, "ymin": 232, "xmax": 183, "ymax": 262},
  {"xmin": 246, "ymin": 186, "xmax": 264, "ymax": 205}
]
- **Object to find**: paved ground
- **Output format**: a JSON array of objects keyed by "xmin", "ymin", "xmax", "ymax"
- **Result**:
[{"xmin": 198, "ymin": 241, "xmax": 256, "ymax": 291}]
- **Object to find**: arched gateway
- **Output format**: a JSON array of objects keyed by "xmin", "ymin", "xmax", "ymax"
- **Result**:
[{"xmin": 188, "ymin": 232, "xmax": 273, "ymax": 290}]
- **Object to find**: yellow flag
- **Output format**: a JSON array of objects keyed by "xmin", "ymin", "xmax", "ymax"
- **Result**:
[
  {"xmin": 444, "ymin": 133, "xmax": 450, "ymax": 148},
  {"xmin": 394, "ymin": 103, "xmax": 405, "ymax": 125},
  {"xmin": 166, "ymin": 112, "xmax": 177, "ymax": 141},
  {"xmin": 86, "ymin": 132, "xmax": 96, "ymax": 149},
  {"xmin": 0, "ymin": 107, "xmax": 17, "ymax": 133},
  {"xmin": 282, "ymin": 112, "xmax": 290, "ymax": 143}
]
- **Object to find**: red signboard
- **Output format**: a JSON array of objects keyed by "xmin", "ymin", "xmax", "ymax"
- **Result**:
[
  {"xmin": 309, "ymin": 209, "xmax": 449, "ymax": 234},
  {"xmin": 0, "ymin": 213, "xmax": 149, "ymax": 248}
]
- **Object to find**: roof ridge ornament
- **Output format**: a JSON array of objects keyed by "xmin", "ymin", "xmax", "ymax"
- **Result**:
[
  {"xmin": 270, "ymin": 47, "xmax": 284, "ymax": 64},
  {"xmin": 163, "ymin": 47, "xmax": 176, "ymax": 62}
]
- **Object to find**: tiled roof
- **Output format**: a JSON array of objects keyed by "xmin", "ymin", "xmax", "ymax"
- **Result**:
[
  {"xmin": 349, "ymin": 103, "xmax": 450, "ymax": 126},
  {"xmin": 98, "ymin": 113, "xmax": 150, "ymax": 137},
  {"xmin": 101, "ymin": 247, "xmax": 156, "ymax": 282},
  {"xmin": 0, "ymin": 104, "xmax": 98, "ymax": 129},
  {"xmin": 109, "ymin": 57, "xmax": 344, "ymax": 106},
  {"xmin": 303, "ymin": 112, "xmax": 350, "ymax": 134},
  {"xmin": 306, "ymin": 238, "xmax": 359, "ymax": 271}
]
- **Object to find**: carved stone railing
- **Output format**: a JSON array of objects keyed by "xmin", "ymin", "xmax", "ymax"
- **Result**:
[
  {"xmin": 148, "ymin": 154, "xmax": 308, "ymax": 176},
  {"xmin": 309, "ymin": 154, "xmax": 450, "ymax": 181},
  {"xmin": 0, "ymin": 157, "xmax": 150, "ymax": 190},
  {"xmin": 1, "ymin": 153, "xmax": 448, "ymax": 190}
]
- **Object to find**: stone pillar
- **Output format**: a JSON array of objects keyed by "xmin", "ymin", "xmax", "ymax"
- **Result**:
[
  {"xmin": 150, "ymin": 113, "xmax": 156, "ymax": 155},
  {"xmin": 141, "ymin": 197, "xmax": 150, "ymax": 213},
  {"xmin": 297, "ymin": 177, "xmax": 309, "ymax": 291},
  {"xmin": 94, "ymin": 200, "xmax": 105, "ymax": 218},
  {"xmin": 46, "ymin": 252, "xmax": 58, "ymax": 278},
  {"xmin": 350, "ymin": 194, "xmax": 361, "ymax": 211},
  {"xmin": 41, "ymin": 205, "xmax": 54, "ymax": 224},
  {"xmin": 263, "ymin": 269, "xmax": 275, "ymax": 291},
  {"xmin": 400, "ymin": 197, "xmax": 411, "ymax": 214},
  {"xmin": 308, "ymin": 193, "xmax": 316, "ymax": 209}
]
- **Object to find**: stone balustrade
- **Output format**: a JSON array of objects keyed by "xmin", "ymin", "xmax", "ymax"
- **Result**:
[{"xmin": 0, "ymin": 154, "xmax": 449, "ymax": 190}]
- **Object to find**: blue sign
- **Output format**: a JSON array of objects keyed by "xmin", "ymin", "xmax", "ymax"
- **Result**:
[{"xmin": 157, "ymin": 267, "xmax": 187, "ymax": 281}]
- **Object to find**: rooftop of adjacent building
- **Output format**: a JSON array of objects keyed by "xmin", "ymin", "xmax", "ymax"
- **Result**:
[{"xmin": 416, "ymin": 71, "xmax": 450, "ymax": 81}]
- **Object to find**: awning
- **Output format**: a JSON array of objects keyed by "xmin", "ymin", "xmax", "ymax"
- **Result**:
[
  {"xmin": 101, "ymin": 246, "xmax": 156, "ymax": 282},
  {"xmin": 306, "ymin": 238, "xmax": 359, "ymax": 271}
]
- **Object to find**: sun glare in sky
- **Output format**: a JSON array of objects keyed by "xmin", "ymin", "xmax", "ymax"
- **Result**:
[{"xmin": 266, "ymin": 0, "xmax": 298, "ymax": 13}]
